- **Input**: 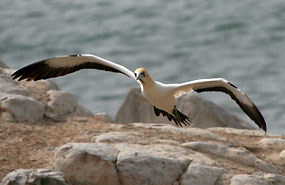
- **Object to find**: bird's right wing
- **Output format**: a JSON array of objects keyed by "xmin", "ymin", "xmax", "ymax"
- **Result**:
[
  {"xmin": 171, "ymin": 78, "xmax": 267, "ymax": 132},
  {"xmin": 11, "ymin": 54, "xmax": 136, "ymax": 81}
]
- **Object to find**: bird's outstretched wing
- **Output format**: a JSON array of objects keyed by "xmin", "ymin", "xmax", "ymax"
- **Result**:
[
  {"xmin": 11, "ymin": 54, "xmax": 136, "ymax": 81},
  {"xmin": 172, "ymin": 78, "xmax": 267, "ymax": 132}
]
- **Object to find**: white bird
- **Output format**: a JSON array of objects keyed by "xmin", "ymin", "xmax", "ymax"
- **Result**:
[{"xmin": 11, "ymin": 54, "xmax": 267, "ymax": 131}]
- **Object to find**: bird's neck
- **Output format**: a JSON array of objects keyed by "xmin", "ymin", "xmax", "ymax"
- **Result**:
[{"xmin": 141, "ymin": 76, "xmax": 155, "ymax": 88}]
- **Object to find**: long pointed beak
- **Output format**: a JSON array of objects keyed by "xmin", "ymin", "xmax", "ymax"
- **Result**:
[
  {"xmin": 135, "ymin": 73, "xmax": 143, "ymax": 81},
  {"xmin": 135, "ymin": 73, "xmax": 145, "ymax": 84}
]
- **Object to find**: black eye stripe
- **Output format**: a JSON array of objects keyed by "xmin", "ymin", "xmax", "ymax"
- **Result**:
[{"xmin": 141, "ymin": 71, "xmax": 145, "ymax": 76}]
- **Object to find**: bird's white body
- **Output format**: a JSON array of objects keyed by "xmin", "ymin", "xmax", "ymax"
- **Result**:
[
  {"xmin": 140, "ymin": 81, "xmax": 176, "ymax": 114},
  {"xmin": 11, "ymin": 54, "xmax": 267, "ymax": 131}
]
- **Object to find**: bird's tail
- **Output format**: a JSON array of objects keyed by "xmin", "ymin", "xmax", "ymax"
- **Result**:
[
  {"xmin": 172, "ymin": 106, "xmax": 191, "ymax": 127},
  {"xmin": 153, "ymin": 106, "xmax": 191, "ymax": 127}
]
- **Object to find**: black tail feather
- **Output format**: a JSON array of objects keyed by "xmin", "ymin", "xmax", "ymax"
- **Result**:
[{"xmin": 153, "ymin": 106, "xmax": 191, "ymax": 127}]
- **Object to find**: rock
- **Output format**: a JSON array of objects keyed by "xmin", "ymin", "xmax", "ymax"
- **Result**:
[
  {"xmin": 230, "ymin": 173, "xmax": 285, "ymax": 185},
  {"xmin": 180, "ymin": 160, "xmax": 227, "ymax": 185},
  {"xmin": 207, "ymin": 127, "xmax": 266, "ymax": 136},
  {"xmin": 115, "ymin": 88, "xmax": 157, "ymax": 123},
  {"xmin": 0, "ymin": 67, "xmax": 94, "ymax": 122},
  {"xmin": 256, "ymin": 138, "xmax": 285, "ymax": 165},
  {"xmin": 230, "ymin": 174, "xmax": 269, "ymax": 185},
  {"xmin": 257, "ymin": 138, "xmax": 285, "ymax": 148},
  {"xmin": 0, "ymin": 59, "xmax": 9, "ymax": 68},
  {"xmin": 182, "ymin": 141, "xmax": 279, "ymax": 173},
  {"xmin": 263, "ymin": 174, "xmax": 285, "ymax": 185},
  {"xmin": 280, "ymin": 150, "xmax": 285, "ymax": 159},
  {"xmin": 115, "ymin": 143, "xmax": 191, "ymax": 185},
  {"xmin": 0, "ymin": 74, "xmax": 30, "ymax": 96},
  {"xmin": 133, "ymin": 123, "xmax": 226, "ymax": 141},
  {"xmin": 94, "ymin": 112, "xmax": 113, "ymax": 123},
  {"xmin": 0, "ymin": 94, "xmax": 44, "ymax": 123},
  {"xmin": 94, "ymin": 131, "xmax": 141, "ymax": 143},
  {"xmin": 23, "ymin": 80, "xmax": 60, "ymax": 102},
  {"xmin": 54, "ymin": 141, "xmax": 225, "ymax": 185},
  {"xmin": 1, "ymin": 169, "xmax": 70, "ymax": 185},
  {"xmin": 115, "ymin": 88, "xmax": 255, "ymax": 130},
  {"xmin": 46, "ymin": 90, "xmax": 94, "ymax": 117},
  {"xmin": 54, "ymin": 142, "xmax": 120, "ymax": 185}
]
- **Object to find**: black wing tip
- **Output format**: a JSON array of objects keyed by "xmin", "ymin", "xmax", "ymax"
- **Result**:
[
  {"xmin": 251, "ymin": 105, "xmax": 267, "ymax": 132},
  {"xmin": 11, "ymin": 60, "xmax": 51, "ymax": 81}
]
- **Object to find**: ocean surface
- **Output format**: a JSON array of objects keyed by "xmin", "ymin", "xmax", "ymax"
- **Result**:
[{"xmin": 1, "ymin": 0, "xmax": 284, "ymax": 134}]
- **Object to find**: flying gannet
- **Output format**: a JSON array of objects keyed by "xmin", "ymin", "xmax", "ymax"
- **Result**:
[{"xmin": 11, "ymin": 54, "xmax": 267, "ymax": 131}]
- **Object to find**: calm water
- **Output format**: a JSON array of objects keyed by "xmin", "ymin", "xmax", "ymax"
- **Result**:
[{"xmin": 1, "ymin": 0, "xmax": 285, "ymax": 134}]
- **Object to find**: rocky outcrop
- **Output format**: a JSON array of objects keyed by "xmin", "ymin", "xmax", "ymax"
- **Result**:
[
  {"xmin": 54, "ymin": 143, "xmax": 120, "ymax": 185},
  {"xmin": 182, "ymin": 141, "xmax": 278, "ymax": 173},
  {"xmin": 2, "ymin": 121, "xmax": 285, "ymax": 185},
  {"xmin": 52, "ymin": 123, "xmax": 284, "ymax": 185},
  {"xmin": 0, "ymin": 61, "xmax": 94, "ymax": 123},
  {"xmin": 115, "ymin": 88, "xmax": 255, "ymax": 130},
  {"xmin": 46, "ymin": 90, "xmax": 93, "ymax": 118},
  {"xmin": 1, "ymin": 169, "xmax": 70, "ymax": 185},
  {"xmin": 1, "ymin": 94, "xmax": 45, "ymax": 122}
]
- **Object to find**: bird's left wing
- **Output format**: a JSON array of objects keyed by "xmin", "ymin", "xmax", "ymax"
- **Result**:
[
  {"xmin": 11, "ymin": 54, "xmax": 136, "ymax": 81},
  {"xmin": 171, "ymin": 78, "xmax": 267, "ymax": 131}
]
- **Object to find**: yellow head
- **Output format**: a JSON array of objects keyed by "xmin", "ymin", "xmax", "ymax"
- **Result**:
[{"xmin": 134, "ymin": 68, "xmax": 153, "ymax": 85}]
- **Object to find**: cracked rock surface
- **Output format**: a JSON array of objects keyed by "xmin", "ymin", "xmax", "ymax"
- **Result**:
[
  {"xmin": 2, "ymin": 119, "xmax": 285, "ymax": 185},
  {"xmin": 51, "ymin": 123, "xmax": 285, "ymax": 185},
  {"xmin": 1, "ymin": 169, "xmax": 70, "ymax": 185}
]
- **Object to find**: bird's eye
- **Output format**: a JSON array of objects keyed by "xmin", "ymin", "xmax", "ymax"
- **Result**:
[
  {"xmin": 134, "ymin": 73, "xmax": 137, "ymax": 77},
  {"xmin": 141, "ymin": 71, "xmax": 145, "ymax": 77}
]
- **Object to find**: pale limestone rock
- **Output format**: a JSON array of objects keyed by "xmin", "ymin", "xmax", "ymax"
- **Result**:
[
  {"xmin": 180, "ymin": 160, "xmax": 227, "ymax": 185},
  {"xmin": 230, "ymin": 174, "xmax": 268, "ymax": 185},
  {"xmin": 0, "ymin": 65, "xmax": 94, "ymax": 122},
  {"xmin": 207, "ymin": 127, "xmax": 266, "ymax": 136},
  {"xmin": 257, "ymin": 138, "xmax": 285, "ymax": 148},
  {"xmin": 182, "ymin": 141, "xmax": 278, "ymax": 173},
  {"xmin": 54, "ymin": 142, "xmax": 225, "ymax": 185},
  {"xmin": 115, "ymin": 88, "xmax": 254, "ymax": 130},
  {"xmin": 47, "ymin": 90, "xmax": 93, "ymax": 117},
  {"xmin": 133, "ymin": 123, "xmax": 226, "ymax": 141},
  {"xmin": 216, "ymin": 173, "xmax": 234, "ymax": 185},
  {"xmin": 94, "ymin": 131, "xmax": 141, "ymax": 143},
  {"xmin": 0, "ymin": 74, "xmax": 30, "ymax": 96},
  {"xmin": 0, "ymin": 94, "xmax": 44, "ymax": 122},
  {"xmin": 54, "ymin": 143, "xmax": 120, "ymax": 185},
  {"xmin": 263, "ymin": 173, "xmax": 285, "ymax": 185},
  {"xmin": 230, "ymin": 174, "xmax": 285, "ymax": 185},
  {"xmin": 94, "ymin": 112, "xmax": 113, "ymax": 123},
  {"xmin": 115, "ymin": 143, "xmax": 191, "ymax": 185},
  {"xmin": 1, "ymin": 169, "xmax": 70, "ymax": 185},
  {"xmin": 152, "ymin": 139, "xmax": 180, "ymax": 145},
  {"xmin": 280, "ymin": 150, "xmax": 285, "ymax": 159}
]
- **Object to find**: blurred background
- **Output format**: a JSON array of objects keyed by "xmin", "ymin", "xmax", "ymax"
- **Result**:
[{"xmin": 0, "ymin": 0, "xmax": 284, "ymax": 134}]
